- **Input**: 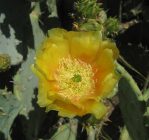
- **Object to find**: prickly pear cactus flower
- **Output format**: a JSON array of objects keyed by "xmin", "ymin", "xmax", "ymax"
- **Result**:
[{"xmin": 32, "ymin": 28, "xmax": 119, "ymax": 119}]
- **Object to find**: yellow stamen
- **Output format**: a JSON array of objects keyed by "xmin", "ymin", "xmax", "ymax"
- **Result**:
[{"xmin": 54, "ymin": 57, "xmax": 95, "ymax": 100}]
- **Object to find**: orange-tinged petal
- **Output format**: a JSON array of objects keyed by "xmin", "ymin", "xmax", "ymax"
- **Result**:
[
  {"xmin": 45, "ymin": 100, "xmax": 86, "ymax": 117},
  {"xmin": 93, "ymin": 48, "xmax": 115, "ymax": 82},
  {"xmin": 89, "ymin": 42, "xmax": 119, "ymax": 98},
  {"xmin": 45, "ymin": 99, "xmax": 107, "ymax": 119},
  {"xmin": 66, "ymin": 31, "xmax": 100, "ymax": 63}
]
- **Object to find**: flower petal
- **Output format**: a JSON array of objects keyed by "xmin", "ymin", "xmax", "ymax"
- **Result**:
[
  {"xmin": 72, "ymin": 99, "xmax": 108, "ymax": 119},
  {"xmin": 37, "ymin": 79, "xmax": 58, "ymax": 107},
  {"xmin": 89, "ymin": 101, "xmax": 108, "ymax": 119},
  {"xmin": 35, "ymin": 35, "xmax": 70, "ymax": 80},
  {"xmin": 66, "ymin": 31, "xmax": 101, "ymax": 63},
  {"xmin": 45, "ymin": 100, "xmax": 86, "ymax": 117},
  {"xmin": 91, "ymin": 43, "xmax": 119, "ymax": 98},
  {"xmin": 93, "ymin": 48, "xmax": 115, "ymax": 81},
  {"xmin": 96, "ymin": 73, "xmax": 119, "ymax": 98},
  {"xmin": 101, "ymin": 40, "xmax": 119, "ymax": 59},
  {"xmin": 48, "ymin": 28, "xmax": 67, "ymax": 39}
]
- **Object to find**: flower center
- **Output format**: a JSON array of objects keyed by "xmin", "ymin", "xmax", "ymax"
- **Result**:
[
  {"xmin": 54, "ymin": 57, "xmax": 95, "ymax": 100},
  {"xmin": 71, "ymin": 74, "xmax": 82, "ymax": 82}
]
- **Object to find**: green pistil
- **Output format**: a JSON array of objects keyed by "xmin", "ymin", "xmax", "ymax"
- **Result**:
[{"xmin": 72, "ymin": 74, "xmax": 82, "ymax": 82}]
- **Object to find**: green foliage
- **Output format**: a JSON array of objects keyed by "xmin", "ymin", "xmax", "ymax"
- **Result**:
[
  {"xmin": 104, "ymin": 17, "xmax": 120, "ymax": 36},
  {"xmin": 11, "ymin": 1, "xmax": 44, "ymax": 117},
  {"xmin": 29, "ymin": 2, "xmax": 45, "ymax": 48},
  {"xmin": 117, "ymin": 63, "xmax": 149, "ymax": 140},
  {"xmin": 75, "ymin": 0, "xmax": 102, "ymax": 18},
  {"xmin": 79, "ymin": 19, "xmax": 103, "ymax": 31},
  {"xmin": 47, "ymin": 0, "xmax": 58, "ymax": 18},
  {"xmin": 0, "ymin": 14, "xmax": 23, "ymax": 66},
  {"xmin": 13, "ymin": 49, "xmax": 38, "ymax": 117},
  {"xmin": 0, "ymin": 90, "xmax": 22, "ymax": 139},
  {"xmin": 74, "ymin": 0, "xmax": 120, "ymax": 37},
  {"xmin": 117, "ymin": 64, "xmax": 142, "ymax": 98},
  {"xmin": 118, "ymin": 77, "xmax": 148, "ymax": 140},
  {"xmin": 50, "ymin": 119, "xmax": 78, "ymax": 140},
  {"xmin": 143, "ymin": 89, "xmax": 149, "ymax": 128},
  {"xmin": 120, "ymin": 126, "xmax": 132, "ymax": 140},
  {"xmin": 86, "ymin": 126, "xmax": 96, "ymax": 140},
  {"xmin": 0, "ymin": 2, "xmax": 45, "ymax": 139},
  {"xmin": 143, "ymin": 88, "xmax": 149, "ymax": 103},
  {"xmin": 12, "ymin": 3, "xmax": 46, "ymax": 140}
]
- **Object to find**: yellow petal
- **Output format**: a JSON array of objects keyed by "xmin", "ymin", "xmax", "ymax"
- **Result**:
[
  {"xmin": 66, "ymin": 31, "xmax": 100, "ymax": 63},
  {"xmin": 73, "ymin": 99, "xmax": 108, "ymax": 119},
  {"xmin": 31, "ymin": 64, "xmax": 45, "ymax": 80},
  {"xmin": 35, "ymin": 36, "xmax": 70, "ymax": 80},
  {"xmin": 89, "ymin": 101, "xmax": 108, "ymax": 119},
  {"xmin": 48, "ymin": 28, "xmax": 67, "ymax": 39},
  {"xmin": 97, "ymin": 73, "xmax": 119, "ymax": 98},
  {"xmin": 45, "ymin": 100, "xmax": 86, "ymax": 117},
  {"xmin": 101, "ymin": 40, "xmax": 119, "ymax": 59},
  {"xmin": 37, "ymin": 79, "xmax": 58, "ymax": 107}
]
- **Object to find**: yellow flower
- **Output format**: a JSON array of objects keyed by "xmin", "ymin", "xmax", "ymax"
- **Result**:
[{"xmin": 32, "ymin": 28, "xmax": 119, "ymax": 119}]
